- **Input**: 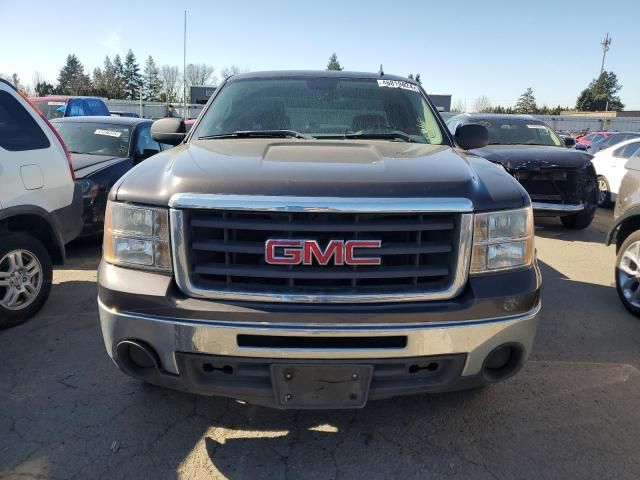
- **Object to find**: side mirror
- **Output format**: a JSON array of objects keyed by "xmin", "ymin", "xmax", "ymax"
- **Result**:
[
  {"xmin": 455, "ymin": 124, "xmax": 489, "ymax": 150},
  {"xmin": 151, "ymin": 118, "xmax": 186, "ymax": 145},
  {"xmin": 564, "ymin": 136, "xmax": 576, "ymax": 147}
]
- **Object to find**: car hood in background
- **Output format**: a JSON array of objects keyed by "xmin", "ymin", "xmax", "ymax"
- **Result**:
[
  {"xmin": 471, "ymin": 145, "xmax": 593, "ymax": 171},
  {"xmin": 72, "ymin": 154, "xmax": 130, "ymax": 179},
  {"xmin": 111, "ymin": 139, "xmax": 527, "ymax": 211}
]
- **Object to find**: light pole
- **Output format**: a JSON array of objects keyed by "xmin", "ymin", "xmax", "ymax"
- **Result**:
[{"xmin": 183, "ymin": 10, "xmax": 187, "ymax": 120}]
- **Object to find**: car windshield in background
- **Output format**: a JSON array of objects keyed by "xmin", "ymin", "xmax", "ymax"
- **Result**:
[
  {"xmin": 473, "ymin": 119, "xmax": 562, "ymax": 147},
  {"xmin": 52, "ymin": 122, "xmax": 132, "ymax": 157},
  {"xmin": 32, "ymin": 100, "xmax": 67, "ymax": 119},
  {"xmin": 194, "ymin": 77, "xmax": 444, "ymax": 144}
]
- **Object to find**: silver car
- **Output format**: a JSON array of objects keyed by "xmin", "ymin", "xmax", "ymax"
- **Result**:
[{"xmin": 608, "ymin": 148, "xmax": 640, "ymax": 316}]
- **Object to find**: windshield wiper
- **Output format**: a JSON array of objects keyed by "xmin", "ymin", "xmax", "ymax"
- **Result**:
[
  {"xmin": 317, "ymin": 132, "xmax": 420, "ymax": 143},
  {"xmin": 199, "ymin": 130, "xmax": 313, "ymax": 140}
]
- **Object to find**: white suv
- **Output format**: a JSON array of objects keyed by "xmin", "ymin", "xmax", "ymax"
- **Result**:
[{"xmin": 0, "ymin": 79, "xmax": 82, "ymax": 326}]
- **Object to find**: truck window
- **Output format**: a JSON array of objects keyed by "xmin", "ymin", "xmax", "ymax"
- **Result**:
[
  {"xmin": 195, "ymin": 77, "xmax": 444, "ymax": 144},
  {"xmin": 0, "ymin": 91, "xmax": 50, "ymax": 151}
]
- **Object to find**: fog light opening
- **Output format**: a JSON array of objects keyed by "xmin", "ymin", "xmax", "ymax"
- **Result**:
[
  {"xmin": 483, "ymin": 344, "xmax": 523, "ymax": 382},
  {"xmin": 116, "ymin": 340, "xmax": 159, "ymax": 375}
]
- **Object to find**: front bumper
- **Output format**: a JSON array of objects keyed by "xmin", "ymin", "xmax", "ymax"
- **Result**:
[
  {"xmin": 531, "ymin": 201, "xmax": 584, "ymax": 216},
  {"xmin": 98, "ymin": 262, "xmax": 541, "ymax": 407}
]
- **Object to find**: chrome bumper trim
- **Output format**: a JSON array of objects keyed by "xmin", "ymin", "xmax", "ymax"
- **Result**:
[
  {"xmin": 168, "ymin": 193, "xmax": 474, "ymax": 213},
  {"xmin": 169, "ymin": 194, "xmax": 474, "ymax": 304},
  {"xmin": 98, "ymin": 299, "xmax": 540, "ymax": 376},
  {"xmin": 531, "ymin": 201, "xmax": 584, "ymax": 212}
]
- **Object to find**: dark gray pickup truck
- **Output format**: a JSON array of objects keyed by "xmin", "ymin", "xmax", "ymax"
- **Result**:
[{"xmin": 98, "ymin": 71, "xmax": 541, "ymax": 409}]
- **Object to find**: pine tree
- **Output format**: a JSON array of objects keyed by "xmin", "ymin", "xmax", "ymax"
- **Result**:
[
  {"xmin": 123, "ymin": 49, "xmax": 142, "ymax": 100},
  {"xmin": 576, "ymin": 71, "xmax": 624, "ymax": 111},
  {"xmin": 515, "ymin": 88, "xmax": 538, "ymax": 114},
  {"xmin": 112, "ymin": 54, "xmax": 126, "ymax": 99},
  {"xmin": 56, "ymin": 54, "xmax": 91, "ymax": 95},
  {"xmin": 142, "ymin": 56, "xmax": 162, "ymax": 101},
  {"xmin": 326, "ymin": 53, "xmax": 343, "ymax": 71}
]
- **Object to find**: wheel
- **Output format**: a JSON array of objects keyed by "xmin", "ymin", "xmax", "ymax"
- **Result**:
[
  {"xmin": 0, "ymin": 233, "xmax": 53, "ymax": 328},
  {"xmin": 615, "ymin": 230, "xmax": 640, "ymax": 317},
  {"xmin": 597, "ymin": 176, "xmax": 612, "ymax": 208},
  {"xmin": 560, "ymin": 206, "xmax": 596, "ymax": 229}
]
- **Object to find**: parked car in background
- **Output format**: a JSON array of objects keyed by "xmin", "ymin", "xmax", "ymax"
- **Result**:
[
  {"xmin": 51, "ymin": 116, "xmax": 170, "ymax": 236},
  {"xmin": 589, "ymin": 132, "xmax": 640, "ymax": 155},
  {"xmin": 30, "ymin": 96, "xmax": 110, "ymax": 119},
  {"xmin": 0, "ymin": 80, "xmax": 83, "ymax": 326},
  {"xmin": 607, "ymin": 147, "xmax": 640, "ymax": 316},
  {"xmin": 592, "ymin": 138, "xmax": 640, "ymax": 207},
  {"xmin": 184, "ymin": 119, "xmax": 196, "ymax": 132},
  {"xmin": 575, "ymin": 131, "xmax": 612, "ymax": 151},
  {"xmin": 447, "ymin": 114, "xmax": 598, "ymax": 229},
  {"xmin": 110, "ymin": 111, "xmax": 140, "ymax": 118}
]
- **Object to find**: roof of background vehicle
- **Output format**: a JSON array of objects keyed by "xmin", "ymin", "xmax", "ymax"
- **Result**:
[
  {"xmin": 29, "ymin": 96, "xmax": 107, "ymax": 101},
  {"xmin": 453, "ymin": 113, "xmax": 539, "ymax": 121},
  {"xmin": 51, "ymin": 116, "xmax": 151, "ymax": 126},
  {"xmin": 0, "ymin": 78, "xmax": 17, "ymax": 91},
  {"xmin": 227, "ymin": 70, "xmax": 417, "ymax": 83}
]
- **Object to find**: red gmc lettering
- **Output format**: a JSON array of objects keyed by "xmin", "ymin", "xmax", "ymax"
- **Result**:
[
  {"xmin": 265, "ymin": 239, "xmax": 381, "ymax": 266},
  {"xmin": 303, "ymin": 240, "xmax": 344, "ymax": 265},
  {"xmin": 265, "ymin": 239, "xmax": 303, "ymax": 264},
  {"xmin": 345, "ymin": 240, "xmax": 382, "ymax": 265}
]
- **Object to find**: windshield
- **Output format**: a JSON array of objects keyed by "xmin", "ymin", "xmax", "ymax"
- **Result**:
[
  {"xmin": 194, "ymin": 77, "xmax": 444, "ymax": 144},
  {"xmin": 32, "ymin": 99, "xmax": 67, "ymax": 119},
  {"xmin": 470, "ymin": 119, "xmax": 562, "ymax": 146},
  {"xmin": 51, "ymin": 122, "xmax": 132, "ymax": 157}
]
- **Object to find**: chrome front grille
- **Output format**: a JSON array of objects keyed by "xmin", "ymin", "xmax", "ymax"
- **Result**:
[{"xmin": 170, "ymin": 194, "xmax": 473, "ymax": 303}]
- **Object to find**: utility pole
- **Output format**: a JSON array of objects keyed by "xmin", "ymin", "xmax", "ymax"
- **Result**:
[
  {"xmin": 600, "ymin": 33, "xmax": 611, "ymax": 76},
  {"xmin": 183, "ymin": 10, "xmax": 187, "ymax": 120}
]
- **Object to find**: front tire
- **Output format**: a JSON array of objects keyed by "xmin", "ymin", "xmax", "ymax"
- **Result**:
[
  {"xmin": 560, "ymin": 206, "xmax": 596, "ymax": 229},
  {"xmin": 615, "ymin": 230, "xmax": 640, "ymax": 317},
  {"xmin": 597, "ymin": 175, "xmax": 612, "ymax": 208},
  {"xmin": 0, "ymin": 233, "xmax": 53, "ymax": 328}
]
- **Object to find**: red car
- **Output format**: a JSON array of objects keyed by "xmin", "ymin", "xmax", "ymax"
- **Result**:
[
  {"xmin": 30, "ymin": 96, "xmax": 110, "ymax": 119},
  {"xmin": 575, "ymin": 131, "xmax": 612, "ymax": 151}
]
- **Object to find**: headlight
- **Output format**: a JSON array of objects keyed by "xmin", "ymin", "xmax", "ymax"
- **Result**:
[
  {"xmin": 103, "ymin": 201, "xmax": 171, "ymax": 271},
  {"xmin": 470, "ymin": 207, "xmax": 534, "ymax": 274}
]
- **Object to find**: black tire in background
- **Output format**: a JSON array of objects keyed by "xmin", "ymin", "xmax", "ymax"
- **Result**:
[
  {"xmin": 615, "ymin": 230, "xmax": 640, "ymax": 318},
  {"xmin": 560, "ymin": 206, "xmax": 596, "ymax": 229},
  {"xmin": 0, "ymin": 233, "xmax": 53, "ymax": 328},
  {"xmin": 597, "ymin": 175, "xmax": 612, "ymax": 208}
]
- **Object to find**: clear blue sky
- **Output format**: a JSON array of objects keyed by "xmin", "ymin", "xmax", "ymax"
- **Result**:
[{"xmin": 1, "ymin": 0, "xmax": 639, "ymax": 109}]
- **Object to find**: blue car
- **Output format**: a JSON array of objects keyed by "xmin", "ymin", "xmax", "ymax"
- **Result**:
[{"xmin": 30, "ymin": 95, "xmax": 110, "ymax": 119}]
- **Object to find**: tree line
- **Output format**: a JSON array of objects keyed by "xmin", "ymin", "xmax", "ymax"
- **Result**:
[
  {"xmin": 455, "ymin": 71, "xmax": 625, "ymax": 115},
  {"xmin": 2, "ymin": 51, "xmax": 242, "ymax": 102},
  {"xmin": 3, "ymin": 51, "xmax": 625, "ymax": 113}
]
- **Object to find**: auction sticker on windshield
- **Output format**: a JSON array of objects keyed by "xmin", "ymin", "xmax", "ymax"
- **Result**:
[
  {"xmin": 527, "ymin": 124, "xmax": 546, "ymax": 129},
  {"xmin": 94, "ymin": 129, "xmax": 122, "ymax": 138},
  {"xmin": 47, "ymin": 101, "xmax": 66, "ymax": 106},
  {"xmin": 377, "ymin": 80, "xmax": 420, "ymax": 92}
]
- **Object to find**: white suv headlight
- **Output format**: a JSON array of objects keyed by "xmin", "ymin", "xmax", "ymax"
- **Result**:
[
  {"xmin": 103, "ymin": 201, "xmax": 171, "ymax": 271},
  {"xmin": 470, "ymin": 207, "xmax": 534, "ymax": 274}
]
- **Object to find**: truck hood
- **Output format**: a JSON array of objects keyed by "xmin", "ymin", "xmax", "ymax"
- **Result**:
[
  {"xmin": 72, "ymin": 153, "xmax": 129, "ymax": 179},
  {"xmin": 471, "ymin": 145, "xmax": 593, "ymax": 171},
  {"xmin": 112, "ymin": 139, "xmax": 527, "ymax": 211}
]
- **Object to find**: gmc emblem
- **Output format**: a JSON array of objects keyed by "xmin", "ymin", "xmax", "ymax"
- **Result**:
[{"xmin": 265, "ymin": 239, "xmax": 382, "ymax": 266}]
